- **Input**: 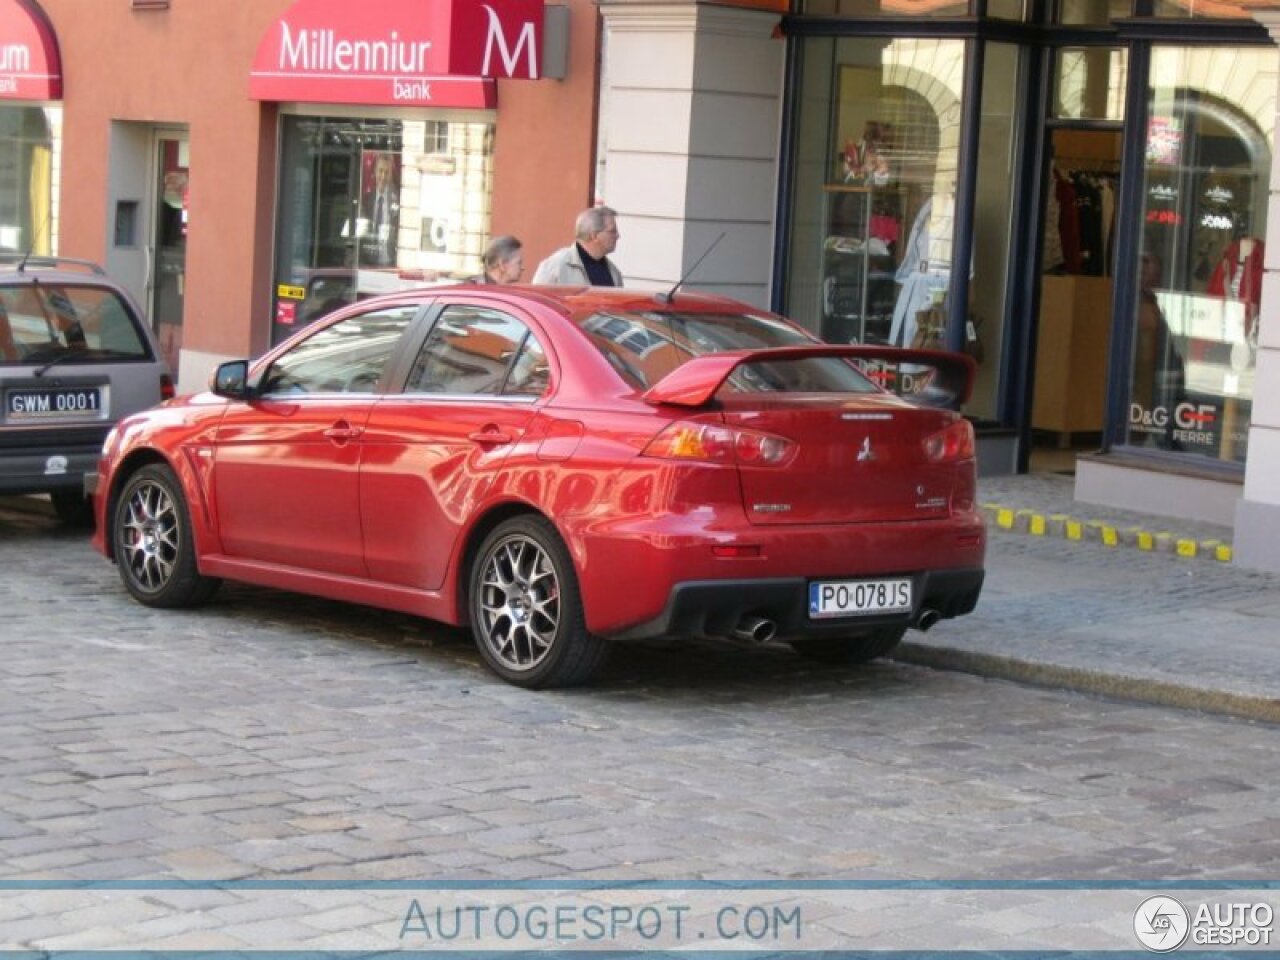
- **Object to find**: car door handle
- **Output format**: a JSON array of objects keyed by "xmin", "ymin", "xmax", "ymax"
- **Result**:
[
  {"xmin": 324, "ymin": 422, "xmax": 364, "ymax": 442},
  {"xmin": 468, "ymin": 428, "xmax": 513, "ymax": 447}
]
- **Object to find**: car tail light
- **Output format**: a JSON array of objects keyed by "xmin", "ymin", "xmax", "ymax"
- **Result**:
[
  {"xmin": 923, "ymin": 419, "xmax": 974, "ymax": 462},
  {"xmin": 160, "ymin": 373, "xmax": 176, "ymax": 401},
  {"xmin": 642, "ymin": 421, "xmax": 794, "ymax": 466}
]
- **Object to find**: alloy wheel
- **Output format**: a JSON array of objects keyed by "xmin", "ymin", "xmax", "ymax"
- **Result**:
[
  {"xmin": 477, "ymin": 534, "xmax": 561, "ymax": 672},
  {"xmin": 119, "ymin": 477, "xmax": 180, "ymax": 593}
]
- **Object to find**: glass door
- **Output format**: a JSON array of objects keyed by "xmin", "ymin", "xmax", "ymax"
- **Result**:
[{"xmin": 150, "ymin": 134, "xmax": 189, "ymax": 375}]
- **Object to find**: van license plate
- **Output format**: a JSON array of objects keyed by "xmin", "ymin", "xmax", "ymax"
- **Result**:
[
  {"xmin": 6, "ymin": 387, "xmax": 106, "ymax": 421},
  {"xmin": 809, "ymin": 578, "xmax": 912, "ymax": 618}
]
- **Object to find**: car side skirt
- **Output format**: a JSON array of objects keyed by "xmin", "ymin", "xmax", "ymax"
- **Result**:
[{"xmin": 198, "ymin": 554, "xmax": 456, "ymax": 624}]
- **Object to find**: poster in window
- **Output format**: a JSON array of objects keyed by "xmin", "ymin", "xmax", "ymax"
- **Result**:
[{"xmin": 359, "ymin": 151, "xmax": 401, "ymax": 268}]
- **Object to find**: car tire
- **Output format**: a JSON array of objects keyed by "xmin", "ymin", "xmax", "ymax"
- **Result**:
[
  {"xmin": 113, "ymin": 463, "xmax": 220, "ymax": 608},
  {"xmin": 50, "ymin": 490, "xmax": 95, "ymax": 528},
  {"xmin": 469, "ymin": 515, "xmax": 609, "ymax": 689},
  {"xmin": 790, "ymin": 625, "xmax": 906, "ymax": 666}
]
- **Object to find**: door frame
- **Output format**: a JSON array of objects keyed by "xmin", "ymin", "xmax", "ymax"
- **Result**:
[{"xmin": 103, "ymin": 123, "xmax": 188, "ymax": 333}]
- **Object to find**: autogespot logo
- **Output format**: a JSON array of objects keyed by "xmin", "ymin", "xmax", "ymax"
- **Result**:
[{"xmin": 1134, "ymin": 896, "xmax": 1191, "ymax": 952}]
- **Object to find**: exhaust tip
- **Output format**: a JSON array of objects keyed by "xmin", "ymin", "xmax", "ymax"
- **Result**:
[
  {"xmin": 732, "ymin": 615, "xmax": 777, "ymax": 645},
  {"xmin": 916, "ymin": 608, "xmax": 942, "ymax": 632}
]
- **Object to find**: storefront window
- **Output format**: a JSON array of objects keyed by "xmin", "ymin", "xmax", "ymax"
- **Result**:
[
  {"xmin": 783, "ymin": 36, "xmax": 966, "ymax": 356},
  {"xmin": 1056, "ymin": 0, "xmax": 1131, "ymax": 24},
  {"xmin": 1127, "ymin": 45, "xmax": 1277, "ymax": 463},
  {"xmin": 985, "ymin": 0, "xmax": 1026, "ymax": 18},
  {"xmin": 797, "ymin": 1, "xmax": 970, "ymax": 15},
  {"xmin": 1152, "ymin": 0, "xmax": 1265, "ymax": 17},
  {"xmin": 1054, "ymin": 47, "xmax": 1127, "ymax": 121},
  {"xmin": 0, "ymin": 106, "xmax": 60, "ymax": 256},
  {"xmin": 966, "ymin": 42, "xmax": 1023, "ymax": 421},
  {"xmin": 272, "ymin": 114, "xmax": 494, "ymax": 343}
]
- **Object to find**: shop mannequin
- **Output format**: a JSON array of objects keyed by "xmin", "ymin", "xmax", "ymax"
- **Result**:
[
  {"xmin": 888, "ymin": 195, "xmax": 953, "ymax": 348},
  {"xmin": 1208, "ymin": 234, "xmax": 1264, "ymax": 344}
]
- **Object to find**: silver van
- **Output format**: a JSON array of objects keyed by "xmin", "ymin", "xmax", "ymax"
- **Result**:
[{"xmin": 0, "ymin": 256, "xmax": 172, "ymax": 524}]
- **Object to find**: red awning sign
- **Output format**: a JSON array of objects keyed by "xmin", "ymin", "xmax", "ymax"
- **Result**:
[
  {"xmin": 0, "ymin": 0, "xmax": 62, "ymax": 101},
  {"xmin": 250, "ymin": 0, "xmax": 543, "ymax": 108}
]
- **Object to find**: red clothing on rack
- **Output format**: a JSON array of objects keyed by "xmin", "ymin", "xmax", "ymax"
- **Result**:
[
  {"xmin": 1208, "ymin": 237, "xmax": 1264, "ymax": 340},
  {"xmin": 1054, "ymin": 169, "xmax": 1082, "ymax": 274}
]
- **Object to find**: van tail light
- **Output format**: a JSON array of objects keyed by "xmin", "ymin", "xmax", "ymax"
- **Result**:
[
  {"xmin": 160, "ymin": 373, "xmax": 176, "ymax": 401},
  {"xmin": 923, "ymin": 419, "xmax": 975, "ymax": 462},
  {"xmin": 642, "ymin": 421, "xmax": 794, "ymax": 466}
]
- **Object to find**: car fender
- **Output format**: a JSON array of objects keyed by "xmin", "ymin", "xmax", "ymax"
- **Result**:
[{"xmin": 101, "ymin": 399, "xmax": 229, "ymax": 563}]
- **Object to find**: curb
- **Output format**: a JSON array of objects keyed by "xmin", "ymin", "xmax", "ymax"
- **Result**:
[
  {"xmin": 892, "ymin": 642, "xmax": 1280, "ymax": 725},
  {"xmin": 980, "ymin": 502, "xmax": 1233, "ymax": 563}
]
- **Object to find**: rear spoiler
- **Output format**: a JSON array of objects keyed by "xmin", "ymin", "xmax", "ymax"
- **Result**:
[{"xmin": 642, "ymin": 345, "xmax": 976, "ymax": 409}]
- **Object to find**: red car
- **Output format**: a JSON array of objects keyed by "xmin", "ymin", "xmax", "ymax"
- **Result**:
[{"xmin": 89, "ymin": 287, "xmax": 984, "ymax": 688}]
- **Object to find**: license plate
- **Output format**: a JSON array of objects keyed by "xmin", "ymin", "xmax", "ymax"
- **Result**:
[
  {"xmin": 809, "ymin": 578, "xmax": 912, "ymax": 619},
  {"xmin": 5, "ymin": 386, "xmax": 106, "ymax": 421}
]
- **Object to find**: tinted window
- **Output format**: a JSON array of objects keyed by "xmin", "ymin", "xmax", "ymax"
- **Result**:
[
  {"xmin": 260, "ymin": 304, "xmax": 417, "ymax": 395},
  {"xmin": 405, "ymin": 305, "xmax": 544, "ymax": 397},
  {"xmin": 576, "ymin": 310, "xmax": 878, "ymax": 394},
  {"xmin": 0, "ymin": 284, "xmax": 149, "ymax": 367}
]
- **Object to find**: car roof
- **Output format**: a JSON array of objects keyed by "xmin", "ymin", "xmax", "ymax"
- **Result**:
[
  {"xmin": 502, "ymin": 285, "xmax": 754, "ymax": 317},
  {"xmin": 350, "ymin": 282, "xmax": 762, "ymax": 320},
  {"xmin": 0, "ymin": 257, "xmax": 126, "ymax": 292}
]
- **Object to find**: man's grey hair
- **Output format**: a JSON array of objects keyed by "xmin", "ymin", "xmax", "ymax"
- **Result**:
[
  {"xmin": 483, "ymin": 234, "xmax": 522, "ymax": 269},
  {"xmin": 575, "ymin": 206, "xmax": 617, "ymax": 241}
]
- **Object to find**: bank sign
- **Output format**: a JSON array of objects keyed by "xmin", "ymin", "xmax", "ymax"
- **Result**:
[
  {"xmin": 249, "ymin": 0, "xmax": 544, "ymax": 109},
  {"xmin": 0, "ymin": 0, "xmax": 62, "ymax": 100}
]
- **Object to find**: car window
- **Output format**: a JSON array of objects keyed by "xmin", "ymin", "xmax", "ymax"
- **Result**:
[
  {"xmin": 0, "ymin": 284, "xmax": 149, "ymax": 367},
  {"xmin": 404, "ymin": 305, "xmax": 545, "ymax": 397},
  {"xmin": 259, "ymin": 304, "xmax": 417, "ymax": 395},
  {"xmin": 505, "ymin": 336, "xmax": 550, "ymax": 397},
  {"xmin": 576, "ymin": 309, "xmax": 879, "ymax": 394}
]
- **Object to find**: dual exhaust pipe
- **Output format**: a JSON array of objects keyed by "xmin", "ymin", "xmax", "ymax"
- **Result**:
[{"xmin": 728, "ymin": 608, "xmax": 942, "ymax": 645}]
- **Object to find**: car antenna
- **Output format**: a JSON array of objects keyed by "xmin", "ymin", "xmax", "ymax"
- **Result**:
[
  {"xmin": 17, "ymin": 211, "xmax": 50, "ymax": 273},
  {"xmin": 654, "ymin": 231, "xmax": 726, "ymax": 304}
]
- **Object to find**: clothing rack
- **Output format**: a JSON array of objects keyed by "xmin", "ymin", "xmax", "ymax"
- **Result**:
[
  {"xmin": 1045, "ymin": 164, "xmax": 1118, "ymax": 277},
  {"xmin": 1053, "ymin": 156, "xmax": 1121, "ymax": 174}
]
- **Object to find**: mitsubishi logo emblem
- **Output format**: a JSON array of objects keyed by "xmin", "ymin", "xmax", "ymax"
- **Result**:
[{"xmin": 857, "ymin": 436, "xmax": 875, "ymax": 462}]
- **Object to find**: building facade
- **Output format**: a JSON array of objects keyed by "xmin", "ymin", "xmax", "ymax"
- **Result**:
[
  {"xmin": 3, "ymin": 0, "xmax": 602, "ymax": 387},
  {"xmin": 594, "ymin": 0, "xmax": 1280, "ymax": 573},
  {"xmin": 5, "ymin": 0, "xmax": 1280, "ymax": 573}
]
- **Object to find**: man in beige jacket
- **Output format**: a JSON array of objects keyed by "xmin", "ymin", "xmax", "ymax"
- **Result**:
[{"xmin": 532, "ymin": 206, "xmax": 624, "ymax": 286}]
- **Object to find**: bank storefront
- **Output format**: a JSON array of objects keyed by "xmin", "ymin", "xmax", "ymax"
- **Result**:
[
  {"xmin": 251, "ymin": 0, "xmax": 541, "ymax": 345},
  {"xmin": 0, "ymin": 0, "xmax": 61, "ymax": 259},
  {"xmin": 776, "ymin": 1, "xmax": 1276, "ymax": 522}
]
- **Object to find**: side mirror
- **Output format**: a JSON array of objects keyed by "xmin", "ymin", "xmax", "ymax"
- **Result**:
[{"xmin": 211, "ymin": 360, "xmax": 252, "ymax": 401}]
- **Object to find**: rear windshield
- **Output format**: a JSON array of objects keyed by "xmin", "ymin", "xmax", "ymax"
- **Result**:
[
  {"xmin": 576, "ymin": 310, "xmax": 879, "ymax": 393},
  {"xmin": 0, "ymin": 284, "xmax": 151, "ymax": 368}
]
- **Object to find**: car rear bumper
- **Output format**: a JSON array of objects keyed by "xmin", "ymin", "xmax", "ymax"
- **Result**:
[
  {"xmin": 609, "ymin": 568, "xmax": 985, "ymax": 642},
  {"xmin": 0, "ymin": 446, "xmax": 101, "ymax": 495},
  {"xmin": 575, "ymin": 510, "xmax": 986, "ymax": 638}
]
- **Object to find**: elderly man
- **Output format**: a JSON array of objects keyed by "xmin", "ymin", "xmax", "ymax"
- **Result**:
[{"xmin": 532, "ymin": 206, "xmax": 623, "ymax": 286}]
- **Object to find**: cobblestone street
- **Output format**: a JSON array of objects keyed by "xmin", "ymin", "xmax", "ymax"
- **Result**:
[{"xmin": 2, "ymin": 495, "xmax": 1278, "ymax": 892}]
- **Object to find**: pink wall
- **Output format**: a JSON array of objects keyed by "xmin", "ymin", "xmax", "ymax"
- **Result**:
[{"xmin": 34, "ymin": 0, "xmax": 599, "ymax": 360}]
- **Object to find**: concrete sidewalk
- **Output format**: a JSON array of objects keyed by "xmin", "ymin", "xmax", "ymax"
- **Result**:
[{"xmin": 897, "ymin": 472, "xmax": 1280, "ymax": 724}]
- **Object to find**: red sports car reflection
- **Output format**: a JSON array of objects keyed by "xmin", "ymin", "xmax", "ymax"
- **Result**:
[{"xmin": 90, "ymin": 287, "xmax": 984, "ymax": 688}]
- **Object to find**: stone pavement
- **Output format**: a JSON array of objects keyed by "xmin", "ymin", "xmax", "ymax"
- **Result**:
[
  {"xmin": 2, "ymin": 480, "xmax": 1277, "ymax": 728},
  {"xmin": 897, "ymin": 472, "xmax": 1280, "ymax": 724}
]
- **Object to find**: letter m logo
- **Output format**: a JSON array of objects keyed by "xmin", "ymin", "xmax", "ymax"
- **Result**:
[{"xmin": 449, "ymin": 0, "xmax": 542, "ymax": 80}]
